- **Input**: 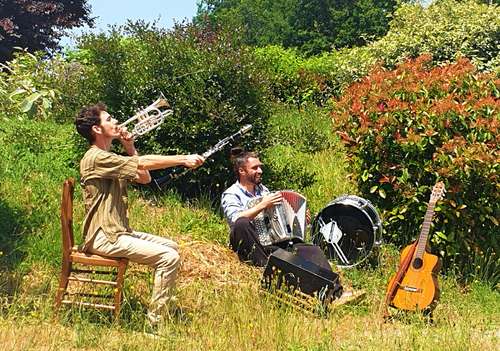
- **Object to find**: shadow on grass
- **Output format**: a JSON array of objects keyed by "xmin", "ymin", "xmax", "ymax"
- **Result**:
[
  {"xmin": 55, "ymin": 292, "xmax": 194, "ymax": 337},
  {"xmin": 0, "ymin": 198, "xmax": 31, "ymax": 297}
]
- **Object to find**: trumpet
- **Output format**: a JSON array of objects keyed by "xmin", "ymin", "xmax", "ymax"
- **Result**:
[{"xmin": 119, "ymin": 94, "xmax": 172, "ymax": 139}]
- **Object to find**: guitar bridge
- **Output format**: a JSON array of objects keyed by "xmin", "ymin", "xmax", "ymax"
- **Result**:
[{"xmin": 400, "ymin": 285, "xmax": 422, "ymax": 293}]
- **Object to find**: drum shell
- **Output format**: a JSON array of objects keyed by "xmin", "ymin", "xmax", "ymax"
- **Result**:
[{"xmin": 312, "ymin": 195, "xmax": 382, "ymax": 267}]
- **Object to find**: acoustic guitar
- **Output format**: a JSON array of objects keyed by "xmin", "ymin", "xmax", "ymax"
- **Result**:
[{"xmin": 384, "ymin": 182, "xmax": 446, "ymax": 313}]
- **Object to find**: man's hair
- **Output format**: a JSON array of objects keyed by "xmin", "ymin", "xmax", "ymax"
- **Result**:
[
  {"xmin": 75, "ymin": 102, "xmax": 107, "ymax": 143},
  {"xmin": 230, "ymin": 147, "xmax": 258, "ymax": 180}
]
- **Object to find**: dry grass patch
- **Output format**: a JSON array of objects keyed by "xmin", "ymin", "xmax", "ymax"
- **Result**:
[{"xmin": 178, "ymin": 236, "xmax": 260, "ymax": 287}]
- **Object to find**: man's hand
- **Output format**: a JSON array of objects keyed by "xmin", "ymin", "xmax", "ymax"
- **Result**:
[
  {"xmin": 183, "ymin": 154, "xmax": 205, "ymax": 169},
  {"xmin": 259, "ymin": 192, "xmax": 282, "ymax": 210},
  {"xmin": 119, "ymin": 127, "xmax": 136, "ymax": 155},
  {"xmin": 232, "ymin": 192, "xmax": 282, "ymax": 222}
]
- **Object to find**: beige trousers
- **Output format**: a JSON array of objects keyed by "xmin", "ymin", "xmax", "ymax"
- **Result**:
[{"xmin": 89, "ymin": 230, "xmax": 181, "ymax": 325}]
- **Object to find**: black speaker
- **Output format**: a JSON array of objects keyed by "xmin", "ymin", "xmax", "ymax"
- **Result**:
[
  {"xmin": 290, "ymin": 243, "xmax": 332, "ymax": 271},
  {"xmin": 262, "ymin": 247, "xmax": 343, "ymax": 303}
]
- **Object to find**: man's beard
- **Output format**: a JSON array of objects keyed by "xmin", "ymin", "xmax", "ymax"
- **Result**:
[{"xmin": 251, "ymin": 174, "xmax": 262, "ymax": 185}]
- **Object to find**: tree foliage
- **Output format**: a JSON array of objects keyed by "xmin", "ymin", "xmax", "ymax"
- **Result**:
[
  {"xmin": 475, "ymin": 0, "xmax": 500, "ymax": 4},
  {"xmin": 0, "ymin": 0, "xmax": 93, "ymax": 62},
  {"xmin": 253, "ymin": 0, "xmax": 499, "ymax": 106},
  {"xmin": 289, "ymin": 0, "xmax": 402, "ymax": 55},
  {"xmin": 373, "ymin": 0, "xmax": 500, "ymax": 70},
  {"xmin": 196, "ymin": 0, "xmax": 406, "ymax": 55},
  {"xmin": 196, "ymin": 0, "xmax": 299, "ymax": 47}
]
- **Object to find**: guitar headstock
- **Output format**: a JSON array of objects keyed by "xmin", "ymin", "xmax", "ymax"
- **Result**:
[{"xmin": 430, "ymin": 181, "xmax": 446, "ymax": 204}]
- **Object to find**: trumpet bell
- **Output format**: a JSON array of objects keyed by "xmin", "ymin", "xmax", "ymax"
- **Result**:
[
  {"xmin": 119, "ymin": 95, "xmax": 172, "ymax": 138},
  {"xmin": 130, "ymin": 105, "xmax": 173, "ymax": 138}
]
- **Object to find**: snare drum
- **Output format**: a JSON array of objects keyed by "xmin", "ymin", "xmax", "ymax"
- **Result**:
[{"xmin": 311, "ymin": 195, "xmax": 382, "ymax": 267}]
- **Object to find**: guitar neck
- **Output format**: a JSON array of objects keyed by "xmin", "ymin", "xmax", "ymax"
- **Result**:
[{"xmin": 415, "ymin": 201, "xmax": 436, "ymax": 259}]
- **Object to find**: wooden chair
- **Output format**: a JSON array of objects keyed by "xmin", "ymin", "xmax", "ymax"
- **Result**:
[{"xmin": 54, "ymin": 178, "xmax": 128, "ymax": 318}]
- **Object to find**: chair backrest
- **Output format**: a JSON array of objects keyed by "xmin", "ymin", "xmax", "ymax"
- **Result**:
[{"xmin": 60, "ymin": 178, "xmax": 75, "ymax": 258}]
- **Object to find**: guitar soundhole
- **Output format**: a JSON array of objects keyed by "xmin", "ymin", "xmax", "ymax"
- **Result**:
[{"xmin": 413, "ymin": 258, "xmax": 423, "ymax": 269}]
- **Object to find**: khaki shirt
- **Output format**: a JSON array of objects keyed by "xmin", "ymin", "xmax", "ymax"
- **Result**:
[{"xmin": 79, "ymin": 146, "xmax": 139, "ymax": 251}]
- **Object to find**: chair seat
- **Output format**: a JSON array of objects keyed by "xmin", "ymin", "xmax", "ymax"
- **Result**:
[{"xmin": 70, "ymin": 251, "xmax": 128, "ymax": 267}]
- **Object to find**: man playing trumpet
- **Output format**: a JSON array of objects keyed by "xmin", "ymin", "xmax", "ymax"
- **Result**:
[{"xmin": 75, "ymin": 102, "xmax": 204, "ymax": 328}]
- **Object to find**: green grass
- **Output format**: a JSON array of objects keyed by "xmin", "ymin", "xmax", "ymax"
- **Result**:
[
  {"xmin": 262, "ymin": 104, "xmax": 356, "ymax": 214},
  {"xmin": 0, "ymin": 110, "xmax": 499, "ymax": 350},
  {"xmin": 1, "ymin": 263, "xmax": 498, "ymax": 350}
]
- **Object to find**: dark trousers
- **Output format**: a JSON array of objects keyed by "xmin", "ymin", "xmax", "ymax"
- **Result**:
[{"xmin": 230, "ymin": 217, "xmax": 281, "ymax": 267}]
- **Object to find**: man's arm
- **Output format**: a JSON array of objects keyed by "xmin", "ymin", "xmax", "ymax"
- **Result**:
[
  {"xmin": 137, "ymin": 154, "xmax": 204, "ymax": 171},
  {"xmin": 236, "ymin": 192, "xmax": 282, "ymax": 221},
  {"xmin": 222, "ymin": 192, "xmax": 282, "ymax": 225},
  {"xmin": 119, "ymin": 128, "xmax": 151, "ymax": 184},
  {"xmin": 119, "ymin": 127, "xmax": 204, "ymax": 184}
]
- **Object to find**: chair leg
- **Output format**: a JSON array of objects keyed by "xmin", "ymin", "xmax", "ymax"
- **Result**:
[
  {"xmin": 54, "ymin": 259, "xmax": 72, "ymax": 316},
  {"xmin": 113, "ymin": 260, "xmax": 128, "ymax": 319}
]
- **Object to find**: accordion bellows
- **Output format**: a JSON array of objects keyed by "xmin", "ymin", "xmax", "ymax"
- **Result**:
[{"xmin": 246, "ymin": 190, "xmax": 307, "ymax": 246}]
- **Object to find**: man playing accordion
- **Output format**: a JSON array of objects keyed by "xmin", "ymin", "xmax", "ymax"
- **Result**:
[{"xmin": 221, "ymin": 149, "xmax": 287, "ymax": 266}]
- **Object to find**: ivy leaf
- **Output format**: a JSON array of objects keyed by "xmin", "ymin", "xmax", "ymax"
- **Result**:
[
  {"xmin": 378, "ymin": 188, "xmax": 386, "ymax": 199},
  {"xmin": 42, "ymin": 98, "xmax": 51, "ymax": 110},
  {"xmin": 20, "ymin": 92, "xmax": 42, "ymax": 113},
  {"xmin": 435, "ymin": 231, "xmax": 447, "ymax": 240},
  {"xmin": 8, "ymin": 88, "xmax": 26, "ymax": 100},
  {"xmin": 361, "ymin": 170, "xmax": 371, "ymax": 182}
]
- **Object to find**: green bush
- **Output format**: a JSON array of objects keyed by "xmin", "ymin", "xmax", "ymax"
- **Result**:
[
  {"xmin": 0, "ymin": 51, "xmax": 60, "ymax": 121},
  {"xmin": 0, "ymin": 49, "xmax": 103, "ymax": 124},
  {"xmin": 331, "ymin": 55, "xmax": 499, "ymax": 278},
  {"xmin": 254, "ymin": 45, "xmax": 376, "ymax": 106},
  {"xmin": 253, "ymin": 45, "xmax": 308, "ymax": 105},
  {"xmin": 76, "ymin": 22, "xmax": 271, "ymax": 195},
  {"xmin": 0, "ymin": 118, "xmax": 79, "ymax": 269},
  {"xmin": 262, "ymin": 144, "xmax": 317, "ymax": 190},
  {"xmin": 261, "ymin": 104, "xmax": 356, "ymax": 213},
  {"xmin": 372, "ymin": 0, "xmax": 500, "ymax": 70},
  {"xmin": 302, "ymin": 47, "xmax": 378, "ymax": 102}
]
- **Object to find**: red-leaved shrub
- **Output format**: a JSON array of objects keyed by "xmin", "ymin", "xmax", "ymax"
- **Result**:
[{"xmin": 331, "ymin": 55, "xmax": 499, "ymax": 276}]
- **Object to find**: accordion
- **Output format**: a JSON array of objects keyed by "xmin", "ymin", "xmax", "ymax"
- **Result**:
[{"xmin": 246, "ymin": 190, "xmax": 307, "ymax": 246}]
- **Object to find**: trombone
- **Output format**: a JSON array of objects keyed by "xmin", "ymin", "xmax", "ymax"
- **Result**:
[{"xmin": 119, "ymin": 93, "xmax": 172, "ymax": 139}]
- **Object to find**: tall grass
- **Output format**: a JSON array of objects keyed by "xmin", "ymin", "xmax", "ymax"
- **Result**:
[
  {"xmin": 0, "ymin": 119, "xmax": 79, "ymax": 271},
  {"xmin": 1, "ymin": 265, "xmax": 498, "ymax": 350},
  {"xmin": 262, "ymin": 104, "xmax": 356, "ymax": 214}
]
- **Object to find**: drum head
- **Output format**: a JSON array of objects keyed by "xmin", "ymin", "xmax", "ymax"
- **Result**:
[{"xmin": 312, "ymin": 196, "xmax": 381, "ymax": 268}]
